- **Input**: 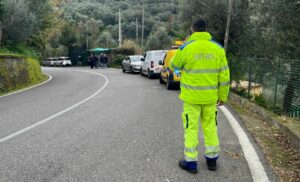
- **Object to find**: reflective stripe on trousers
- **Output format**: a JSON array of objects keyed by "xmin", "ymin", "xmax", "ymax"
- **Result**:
[
  {"xmin": 182, "ymin": 102, "xmax": 220, "ymax": 161},
  {"xmin": 205, "ymin": 145, "xmax": 220, "ymax": 158}
]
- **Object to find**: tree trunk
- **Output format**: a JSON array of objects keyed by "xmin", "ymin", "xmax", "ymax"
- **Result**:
[
  {"xmin": 0, "ymin": 21, "xmax": 2, "ymax": 45},
  {"xmin": 224, "ymin": 0, "xmax": 233, "ymax": 53}
]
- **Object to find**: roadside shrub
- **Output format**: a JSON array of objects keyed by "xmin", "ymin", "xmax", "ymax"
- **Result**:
[
  {"xmin": 111, "ymin": 54, "xmax": 123, "ymax": 67},
  {"xmin": 0, "ymin": 45, "xmax": 40, "ymax": 59},
  {"xmin": 0, "ymin": 56, "xmax": 44, "ymax": 94},
  {"xmin": 255, "ymin": 94, "xmax": 269, "ymax": 109},
  {"xmin": 110, "ymin": 47, "xmax": 135, "ymax": 68},
  {"xmin": 272, "ymin": 105, "xmax": 283, "ymax": 115},
  {"xmin": 112, "ymin": 47, "xmax": 135, "ymax": 55},
  {"xmin": 231, "ymin": 88, "xmax": 248, "ymax": 98}
]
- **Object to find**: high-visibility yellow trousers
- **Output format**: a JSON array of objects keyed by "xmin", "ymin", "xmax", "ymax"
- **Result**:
[{"xmin": 182, "ymin": 102, "xmax": 220, "ymax": 161}]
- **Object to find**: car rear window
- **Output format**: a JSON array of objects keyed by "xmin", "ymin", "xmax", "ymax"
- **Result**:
[
  {"xmin": 130, "ymin": 56, "xmax": 142, "ymax": 62},
  {"xmin": 152, "ymin": 52, "xmax": 167, "ymax": 61}
]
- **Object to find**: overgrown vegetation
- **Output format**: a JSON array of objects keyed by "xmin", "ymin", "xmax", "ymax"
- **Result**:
[
  {"xmin": 229, "ymin": 100, "xmax": 300, "ymax": 182},
  {"xmin": 0, "ymin": 0, "xmax": 298, "ymax": 108},
  {"xmin": 0, "ymin": 57, "xmax": 47, "ymax": 94}
]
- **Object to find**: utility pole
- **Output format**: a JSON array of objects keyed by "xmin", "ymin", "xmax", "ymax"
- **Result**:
[
  {"xmin": 106, "ymin": 33, "xmax": 109, "ymax": 47},
  {"xmin": 141, "ymin": 0, "xmax": 145, "ymax": 48},
  {"xmin": 118, "ymin": 9, "xmax": 122, "ymax": 48},
  {"xmin": 86, "ymin": 23, "xmax": 89, "ymax": 50},
  {"xmin": 136, "ymin": 18, "xmax": 139, "ymax": 45},
  {"xmin": 224, "ymin": 0, "xmax": 233, "ymax": 53}
]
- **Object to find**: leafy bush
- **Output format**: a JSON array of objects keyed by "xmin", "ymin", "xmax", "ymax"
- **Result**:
[
  {"xmin": 112, "ymin": 47, "xmax": 135, "ymax": 55},
  {"xmin": 2, "ymin": 0, "xmax": 36, "ymax": 44},
  {"xmin": 110, "ymin": 48, "xmax": 132, "ymax": 67},
  {"xmin": 0, "ymin": 56, "xmax": 44, "ymax": 94},
  {"xmin": 0, "ymin": 45, "xmax": 40, "ymax": 59},
  {"xmin": 272, "ymin": 105, "xmax": 283, "ymax": 115},
  {"xmin": 231, "ymin": 88, "xmax": 248, "ymax": 98},
  {"xmin": 112, "ymin": 54, "xmax": 124, "ymax": 67},
  {"xmin": 254, "ymin": 94, "xmax": 269, "ymax": 109}
]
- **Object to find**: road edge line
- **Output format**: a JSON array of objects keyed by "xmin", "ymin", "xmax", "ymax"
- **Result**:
[
  {"xmin": 0, "ymin": 70, "xmax": 109, "ymax": 144},
  {"xmin": 219, "ymin": 105, "xmax": 270, "ymax": 182},
  {"xmin": 0, "ymin": 73, "xmax": 52, "ymax": 98}
]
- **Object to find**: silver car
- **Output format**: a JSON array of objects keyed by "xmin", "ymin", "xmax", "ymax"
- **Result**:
[
  {"xmin": 122, "ymin": 55, "xmax": 143, "ymax": 73},
  {"xmin": 43, "ymin": 57, "xmax": 56, "ymax": 67}
]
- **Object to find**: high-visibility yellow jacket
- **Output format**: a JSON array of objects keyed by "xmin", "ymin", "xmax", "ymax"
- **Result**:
[{"xmin": 170, "ymin": 32, "xmax": 230, "ymax": 104}]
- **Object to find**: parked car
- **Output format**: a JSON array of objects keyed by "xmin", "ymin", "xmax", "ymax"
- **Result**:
[
  {"xmin": 159, "ymin": 49, "xmax": 181, "ymax": 89},
  {"xmin": 140, "ymin": 50, "xmax": 167, "ymax": 79},
  {"xmin": 122, "ymin": 55, "xmax": 143, "ymax": 73},
  {"xmin": 57, "ymin": 57, "xmax": 72, "ymax": 67},
  {"xmin": 43, "ymin": 57, "xmax": 56, "ymax": 67}
]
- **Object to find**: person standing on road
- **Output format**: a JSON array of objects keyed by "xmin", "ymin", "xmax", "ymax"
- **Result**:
[
  {"xmin": 89, "ymin": 53, "xmax": 96, "ymax": 69},
  {"xmin": 170, "ymin": 18, "xmax": 230, "ymax": 174},
  {"xmin": 93, "ymin": 54, "xmax": 99, "ymax": 69},
  {"xmin": 103, "ymin": 54, "xmax": 108, "ymax": 68},
  {"xmin": 100, "ymin": 53, "xmax": 105, "ymax": 68}
]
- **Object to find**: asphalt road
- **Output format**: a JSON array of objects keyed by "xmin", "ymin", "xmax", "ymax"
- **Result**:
[{"xmin": 0, "ymin": 67, "xmax": 278, "ymax": 182}]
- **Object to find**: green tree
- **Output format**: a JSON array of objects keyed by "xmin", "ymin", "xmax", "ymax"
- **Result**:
[
  {"xmin": 59, "ymin": 24, "xmax": 78, "ymax": 49},
  {"xmin": 271, "ymin": 0, "xmax": 300, "ymax": 114},
  {"xmin": 145, "ymin": 26, "xmax": 172, "ymax": 51},
  {"xmin": 2, "ymin": 0, "xmax": 36, "ymax": 44},
  {"xmin": 97, "ymin": 31, "xmax": 118, "ymax": 48},
  {"xmin": 27, "ymin": 0, "xmax": 59, "ymax": 55},
  {"xmin": 0, "ymin": 0, "xmax": 4, "ymax": 44}
]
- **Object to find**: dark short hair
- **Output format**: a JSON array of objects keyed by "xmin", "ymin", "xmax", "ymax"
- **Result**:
[{"xmin": 192, "ymin": 18, "xmax": 207, "ymax": 32}]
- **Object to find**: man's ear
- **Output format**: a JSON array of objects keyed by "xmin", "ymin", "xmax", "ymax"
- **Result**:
[{"xmin": 190, "ymin": 26, "xmax": 194, "ymax": 33}]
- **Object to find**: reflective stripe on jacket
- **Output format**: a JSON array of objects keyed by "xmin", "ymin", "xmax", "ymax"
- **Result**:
[{"xmin": 170, "ymin": 32, "xmax": 230, "ymax": 104}]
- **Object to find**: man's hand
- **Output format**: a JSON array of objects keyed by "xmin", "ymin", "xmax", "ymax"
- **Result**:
[{"xmin": 217, "ymin": 101, "xmax": 225, "ymax": 106}]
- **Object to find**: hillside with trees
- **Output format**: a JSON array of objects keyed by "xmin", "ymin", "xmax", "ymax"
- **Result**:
[
  {"xmin": 0, "ymin": 0, "xmax": 299, "ymax": 180},
  {"xmin": 0, "ymin": 0, "xmax": 299, "ymax": 116}
]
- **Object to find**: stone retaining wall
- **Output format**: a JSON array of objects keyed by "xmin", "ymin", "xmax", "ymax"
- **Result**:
[{"xmin": 0, "ymin": 56, "xmax": 44, "ymax": 93}]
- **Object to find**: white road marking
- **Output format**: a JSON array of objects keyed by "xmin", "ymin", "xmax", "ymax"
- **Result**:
[
  {"xmin": 0, "ymin": 70, "xmax": 109, "ymax": 144},
  {"xmin": 0, "ymin": 73, "xmax": 52, "ymax": 98},
  {"xmin": 219, "ymin": 106, "xmax": 270, "ymax": 182}
]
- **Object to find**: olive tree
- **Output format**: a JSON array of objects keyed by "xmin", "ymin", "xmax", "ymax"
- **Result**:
[
  {"xmin": 2, "ymin": 0, "xmax": 36, "ymax": 44},
  {"xmin": 145, "ymin": 26, "xmax": 172, "ymax": 51}
]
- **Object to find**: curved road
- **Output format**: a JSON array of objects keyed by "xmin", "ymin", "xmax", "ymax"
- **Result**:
[{"xmin": 0, "ymin": 67, "xmax": 278, "ymax": 181}]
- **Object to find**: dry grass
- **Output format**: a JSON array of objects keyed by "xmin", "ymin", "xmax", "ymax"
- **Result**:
[{"xmin": 229, "ymin": 101, "xmax": 300, "ymax": 182}]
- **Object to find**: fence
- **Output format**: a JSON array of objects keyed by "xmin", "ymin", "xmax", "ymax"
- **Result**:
[{"xmin": 229, "ymin": 57, "xmax": 300, "ymax": 120}]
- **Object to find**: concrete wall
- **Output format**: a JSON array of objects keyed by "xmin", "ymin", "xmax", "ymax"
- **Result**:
[{"xmin": 0, "ymin": 56, "xmax": 44, "ymax": 93}]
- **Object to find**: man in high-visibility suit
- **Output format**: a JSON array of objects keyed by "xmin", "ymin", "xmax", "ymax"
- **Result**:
[{"xmin": 170, "ymin": 18, "xmax": 230, "ymax": 174}]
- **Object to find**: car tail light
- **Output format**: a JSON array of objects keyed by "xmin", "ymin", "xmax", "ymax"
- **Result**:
[{"xmin": 151, "ymin": 61, "xmax": 154, "ymax": 68}]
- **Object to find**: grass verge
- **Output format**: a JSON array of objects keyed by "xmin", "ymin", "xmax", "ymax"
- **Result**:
[
  {"xmin": 0, "ymin": 74, "xmax": 49, "ymax": 97},
  {"xmin": 229, "ymin": 101, "xmax": 300, "ymax": 182}
]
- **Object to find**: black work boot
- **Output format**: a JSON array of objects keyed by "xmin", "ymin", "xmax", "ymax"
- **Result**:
[
  {"xmin": 205, "ymin": 157, "xmax": 218, "ymax": 171},
  {"xmin": 178, "ymin": 159, "xmax": 198, "ymax": 174}
]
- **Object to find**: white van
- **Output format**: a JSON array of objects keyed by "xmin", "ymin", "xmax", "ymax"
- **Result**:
[{"xmin": 141, "ymin": 50, "xmax": 167, "ymax": 78}]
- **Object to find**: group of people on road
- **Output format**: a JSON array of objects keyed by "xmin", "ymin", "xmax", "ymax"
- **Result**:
[{"xmin": 89, "ymin": 53, "xmax": 108, "ymax": 69}]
